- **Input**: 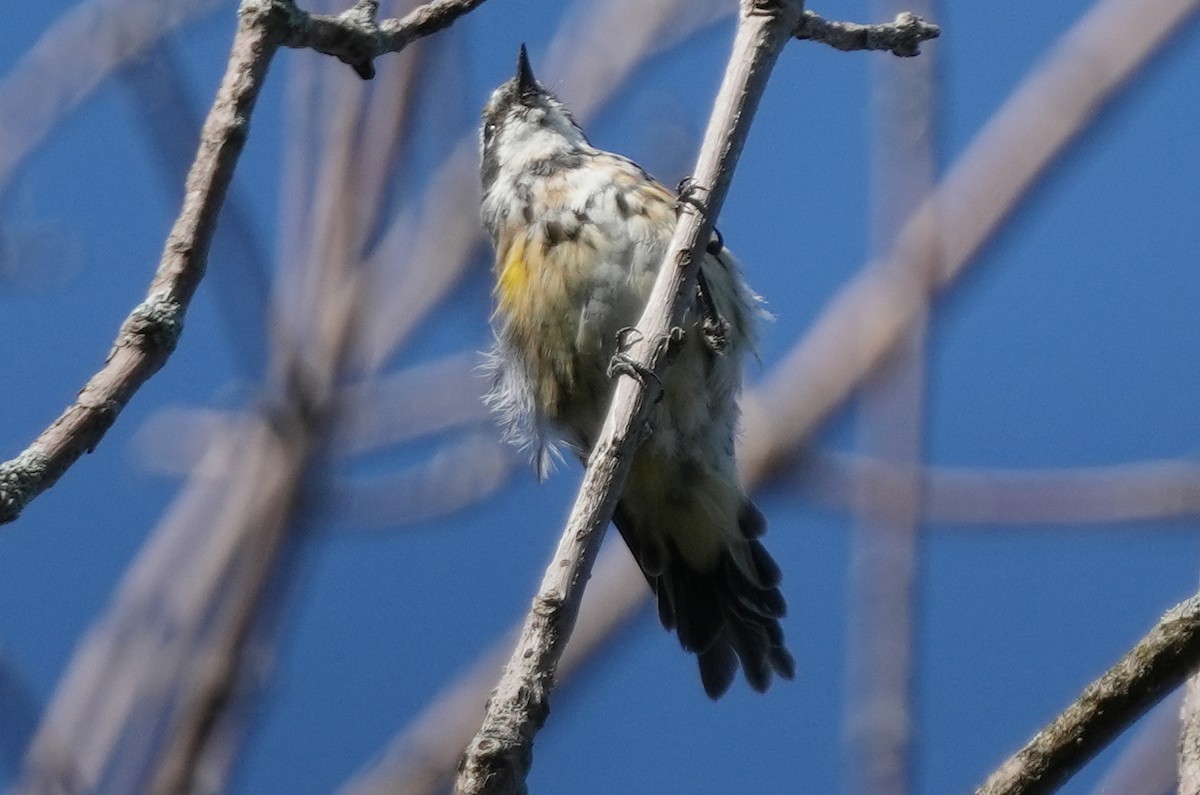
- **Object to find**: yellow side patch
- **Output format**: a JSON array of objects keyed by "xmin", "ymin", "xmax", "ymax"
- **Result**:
[{"xmin": 496, "ymin": 232, "xmax": 530, "ymax": 313}]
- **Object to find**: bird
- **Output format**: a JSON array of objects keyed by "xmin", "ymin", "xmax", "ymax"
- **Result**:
[{"xmin": 478, "ymin": 45, "xmax": 794, "ymax": 698}]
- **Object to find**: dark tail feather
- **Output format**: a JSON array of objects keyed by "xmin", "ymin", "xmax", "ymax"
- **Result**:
[{"xmin": 613, "ymin": 501, "xmax": 794, "ymax": 699}]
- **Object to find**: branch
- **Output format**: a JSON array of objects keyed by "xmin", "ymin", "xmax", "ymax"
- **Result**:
[
  {"xmin": 975, "ymin": 594, "xmax": 1200, "ymax": 795},
  {"xmin": 791, "ymin": 452, "xmax": 1200, "ymax": 527},
  {"xmin": 795, "ymin": 10, "xmax": 939, "ymax": 56},
  {"xmin": 452, "ymin": 2, "xmax": 809, "ymax": 793},
  {"xmin": 0, "ymin": 0, "xmax": 490, "ymax": 527},
  {"xmin": 0, "ymin": 0, "xmax": 282, "ymax": 526},
  {"xmin": 280, "ymin": 0, "xmax": 488, "ymax": 79},
  {"xmin": 119, "ymin": 38, "xmax": 273, "ymax": 377}
]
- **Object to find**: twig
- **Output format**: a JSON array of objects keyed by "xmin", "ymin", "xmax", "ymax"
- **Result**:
[
  {"xmin": 453, "ymin": 2, "xmax": 809, "ymax": 793},
  {"xmin": 795, "ymin": 10, "xmax": 939, "ymax": 56},
  {"xmin": 280, "ymin": 0, "xmax": 488, "ymax": 79},
  {"xmin": 975, "ymin": 593, "xmax": 1200, "ymax": 795}
]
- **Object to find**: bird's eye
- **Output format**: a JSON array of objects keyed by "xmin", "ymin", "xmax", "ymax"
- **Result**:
[{"xmin": 483, "ymin": 121, "xmax": 497, "ymax": 146}]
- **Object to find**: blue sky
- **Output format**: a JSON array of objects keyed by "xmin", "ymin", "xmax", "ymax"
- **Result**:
[{"xmin": 1, "ymin": 1, "xmax": 1199, "ymax": 793}]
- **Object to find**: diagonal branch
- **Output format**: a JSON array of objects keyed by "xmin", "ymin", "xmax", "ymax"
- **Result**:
[
  {"xmin": 975, "ymin": 593, "xmax": 1200, "ymax": 795},
  {"xmin": 0, "ymin": 0, "xmax": 491, "ymax": 528},
  {"xmin": 453, "ymin": 0, "xmax": 929, "ymax": 791},
  {"xmin": 0, "ymin": 0, "xmax": 282, "ymax": 527},
  {"xmin": 119, "ymin": 38, "xmax": 274, "ymax": 377}
]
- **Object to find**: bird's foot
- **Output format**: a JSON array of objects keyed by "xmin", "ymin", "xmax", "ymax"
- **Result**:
[
  {"xmin": 695, "ymin": 271, "xmax": 729, "ymax": 354},
  {"xmin": 674, "ymin": 177, "xmax": 711, "ymax": 213},
  {"xmin": 607, "ymin": 327, "xmax": 659, "ymax": 388}
]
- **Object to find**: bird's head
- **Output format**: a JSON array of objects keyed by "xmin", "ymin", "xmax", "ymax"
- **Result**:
[{"xmin": 480, "ymin": 45, "xmax": 589, "ymax": 192}]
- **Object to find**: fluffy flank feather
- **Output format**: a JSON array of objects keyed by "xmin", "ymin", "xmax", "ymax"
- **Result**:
[{"xmin": 479, "ymin": 341, "xmax": 563, "ymax": 480}]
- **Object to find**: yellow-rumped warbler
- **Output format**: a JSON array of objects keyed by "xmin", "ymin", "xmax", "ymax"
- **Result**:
[{"xmin": 480, "ymin": 46, "xmax": 793, "ymax": 698}]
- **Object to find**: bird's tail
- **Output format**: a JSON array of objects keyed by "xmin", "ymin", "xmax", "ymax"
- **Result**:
[{"xmin": 613, "ymin": 497, "xmax": 795, "ymax": 698}]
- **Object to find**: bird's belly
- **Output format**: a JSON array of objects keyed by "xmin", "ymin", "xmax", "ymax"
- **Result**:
[
  {"xmin": 516, "ymin": 283, "xmax": 643, "ymax": 444},
  {"xmin": 494, "ymin": 213, "xmax": 672, "ymax": 450}
]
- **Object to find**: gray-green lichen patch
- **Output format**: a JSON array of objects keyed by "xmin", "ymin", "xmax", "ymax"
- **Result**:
[{"xmin": 0, "ymin": 446, "xmax": 51, "ymax": 523}]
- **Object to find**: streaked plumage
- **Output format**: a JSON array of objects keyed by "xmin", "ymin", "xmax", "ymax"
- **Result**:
[{"xmin": 480, "ymin": 46, "xmax": 793, "ymax": 698}]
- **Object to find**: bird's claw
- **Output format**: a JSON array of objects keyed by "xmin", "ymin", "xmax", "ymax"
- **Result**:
[
  {"xmin": 615, "ymin": 326, "xmax": 643, "ymax": 349},
  {"xmin": 702, "ymin": 315, "xmax": 730, "ymax": 353},
  {"xmin": 694, "ymin": 270, "xmax": 729, "ymax": 354},
  {"xmin": 674, "ymin": 177, "xmax": 710, "ymax": 212},
  {"xmin": 608, "ymin": 326, "xmax": 682, "ymax": 403},
  {"xmin": 607, "ymin": 351, "xmax": 660, "ymax": 390}
]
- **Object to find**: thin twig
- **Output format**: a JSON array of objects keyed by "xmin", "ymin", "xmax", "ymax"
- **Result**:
[
  {"xmin": 795, "ymin": 10, "xmax": 939, "ymax": 56},
  {"xmin": 279, "ymin": 0, "xmax": 488, "ymax": 79},
  {"xmin": 975, "ymin": 594, "xmax": 1200, "ymax": 795},
  {"xmin": 453, "ymin": 2, "xmax": 808, "ymax": 793}
]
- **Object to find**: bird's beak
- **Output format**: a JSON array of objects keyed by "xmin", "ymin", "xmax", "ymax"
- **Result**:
[{"xmin": 516, "ymin": 44, "xmax": 537, "ymax": 95}]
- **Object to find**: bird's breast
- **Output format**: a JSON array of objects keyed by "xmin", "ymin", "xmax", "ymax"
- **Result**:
[{"xmin": 486, "ymin": 165, "xmax": 679, "ymax": 432}]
